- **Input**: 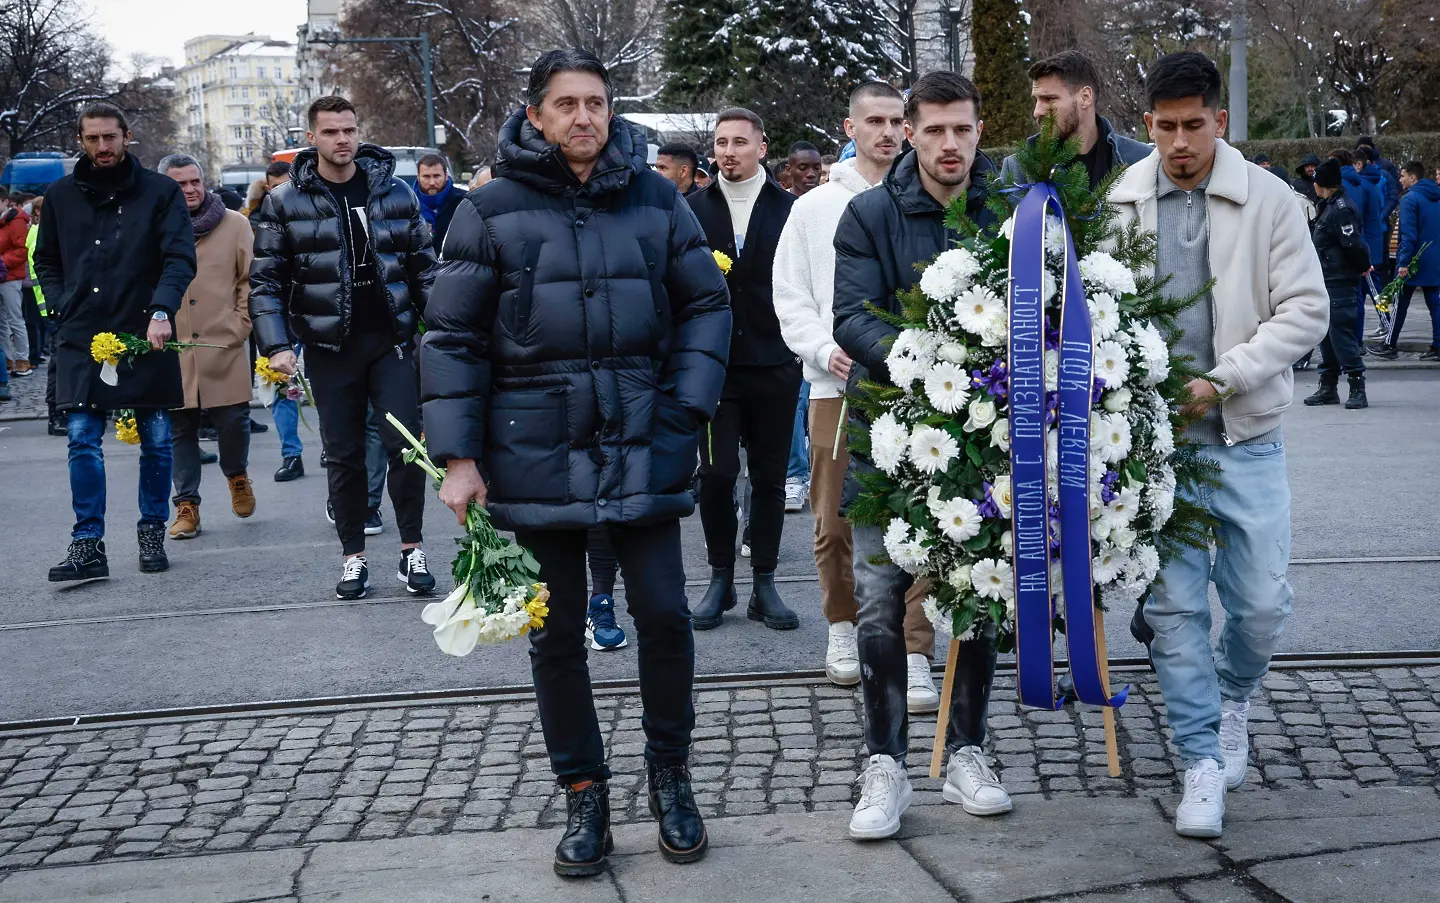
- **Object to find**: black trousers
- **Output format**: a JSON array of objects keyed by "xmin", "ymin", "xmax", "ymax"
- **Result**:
[
  {"xmin": 698, "ymin": 362, "xmax": 802, "ymax": 570},
  {"xmin": 1319, "ymin": 296, "xmax": 1365, "ymax": 381},
  {"xmin": 587, "ymin": 527, "xmax": 619, "ymax": 597},
  {"xmin": 307, "ymin": 332, "xmax": 425, "ymax": 555},
  {"xmin": 517, "ymin": 520, "xmax": 694, "ymax": 784},
  {"xmin": 172, "ymin": 403, "xmax": 250, "ymax": 504}
]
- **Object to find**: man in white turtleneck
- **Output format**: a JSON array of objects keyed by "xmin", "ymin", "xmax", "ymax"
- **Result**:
[{"xmin": 685, "ymin": 107, "xmax": 801, "ymax": 634}]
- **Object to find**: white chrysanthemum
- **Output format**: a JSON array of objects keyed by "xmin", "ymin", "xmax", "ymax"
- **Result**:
[
  {"xmin": 1001, "ymin": 216, "xmax": 1016, "ymax": 239},
  {"xmin": 1153, "ymin": 419, "xmax": 1176, "ymax": 457},
  {"xmin": 1147, "ymin": 483, "xmax": 1175, "ymax": 524},
  {"xmin": 1093, "ymin": 340, "xmax": 1131, "ymax": 387},
  {"xmin": 937, "ymin": 342, "xmax": 969, "ymax": 364},
  {"xmin": 1079, "ymin": 251, "xmax": 1138, "ymax": 296},
  {"xmin": 894, "ymin": 529, "xmax": 931, "ymax": 573},
  {"xmin": 1133, "ymin": 321, "xmax": 1171, "ymax": 385},
  {"xmin": 923, "ymin": 595, "xmax": 952, "ymax": 637},
  {"xmin": 924, "ymin": 362, "xmax": 970, "ymax": 414},
  {"xmin": 990, "ymin": 418, "xmax": 1010, "ymax": 452},
  {"xmin": 909, "ymin": 426, "xmax": 959, "ymax": 474},
  {"xmin": 1046, "ymin": 428, "xmax": 1059, "ymax": 489},
  {"xmin": 1131, "ymin": 544, "xmax": 1161, "ymax": 582},
  {"xmin": 934, "ymin": 497, "xmax": 983, "ymax": 543},
  {"xmin": 971, "ymin": 558, "xmax": 1014, "ymax": 601},
  {"xmin": 1107, "ymin": 487, "xmax": 1142, "ymax": 525},
  {"xmin": 981, "ymin": 310, "xmax": 1009, "ymax": 348},
  {"xmin": 964, "ymin": 397, "xmax": 997, "ymax": 432},
  {"xmin": 870, "ymin": 413, "xmax": 909, "ymax": 475},
  {"xmin": 955, "ymin": 286, "xmax": 1004, "ymax": 335},
  {"xmin": 1102, "ymin": 579, "xmax": 1147, "ymax": 608},
  {"xmin": 1088, "ymin": 292, "xmax": 1120, "ymax": 340},
  {"xmin": 1103, "ymin": 387, "xmax": 1133, "ymax": 413},
  {"xmin": 1044, "ymin": 214, "xmax": 1067, "ymax": 260},
  {"xmin": 1092, "ymin": 544, "xmax": 1123, "ymax": 583},
  {"xmin": 889, "ymin": 354, "xmax": 926, "ymax": 387},
  {"xmin": 1044, "ymin": 349, "xmax": 1059, "ymax": 391},
  {"xmin": 892, "ymin": 328, "xmax": 940, "ymax": 362},
  {"xmin": 1109, "ymin": 523, "xmax": 1138, "ymax": 550},
  {"xmin": 1043, "ymin": 267, "xmax": 1059, "ymax": 304},
  {"xmin": 991, "ymin": 474, "xmax": 1013, "ymax": 518},
  {"xmin": 1093, "ymin": 413, "xmax": 1133, "ymax": 464},
  {"xmin": 882, "ymin": 519, "xmax": 927, "ymax": 573},
  {"xmin": 920, "ymin": 248, "xmax": 981, "ymax": 301}
]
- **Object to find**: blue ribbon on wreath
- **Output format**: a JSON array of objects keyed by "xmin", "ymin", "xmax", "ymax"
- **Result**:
[{"xmin": 1008, "ymin": 183, "xmax": 1128, "ymax": 712}]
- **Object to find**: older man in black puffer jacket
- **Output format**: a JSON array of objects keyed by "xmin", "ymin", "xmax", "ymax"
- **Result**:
[
  {"xmin": 420, "ymin": 50, "xmax": 730, "ymax": 877},
  {"xmin": 249, "ymin": 94, "xmax": 438, "ymax": 602}
]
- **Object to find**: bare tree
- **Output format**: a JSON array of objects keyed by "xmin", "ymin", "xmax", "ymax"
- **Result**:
[
  {"xmin": 112, "ymin": 55, "xmax": 182, "ymax": 165},
  {"xmin": 0, "ymin": 0, "xmax": 113, "ymax": 157},
  {"xmin": 523, "ymin": 0, "xmax": 665, "ymax": 94}
]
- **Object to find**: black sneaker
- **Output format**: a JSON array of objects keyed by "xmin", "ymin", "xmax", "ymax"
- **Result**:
[
  {"xmin": 1420, "ymin": 348, "xmax": 1440, "ymax": 362},
  {"xmin": 337, "ymin": 556, "xmax": 369, "ymax": 600},
  {"xmin": 398, "ymin": 548, "xmax": 436, "ymax": 595},
  {"xmin": 248, "ymin": 418, "xmax": 269, "ymax": 433},
  {"xmin": 364, "ymin": 509, "xmax": 384, "ymax": 536},
  {"xmin": 49, "ymin": 538, "xmax": 109, "ymax": 582},
  {"xmin": 274, "ymin": 456, "xmax": 304, "ymax": 482},
  {"xmin": 325, "ymin": 500, "xmax": 336, "ymax": 525},
  {"xmin": 137, "ymin": 524, "xmax": 169, "ymax": 573},
  {"xmin": 198, "ymin": 449, "xmax": 218, "ymax": 465}
]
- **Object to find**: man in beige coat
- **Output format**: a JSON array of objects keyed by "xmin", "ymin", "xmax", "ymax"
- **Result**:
[{"xmin": 160, "ymin": 154, "xmax": 257, "ymax": 538}]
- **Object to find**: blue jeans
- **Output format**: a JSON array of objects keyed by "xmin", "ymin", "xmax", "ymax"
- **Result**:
[
  {"xmin": 271, "ymin": 392, "xmax": 304, "ymax": 459},
  {"xmin": 68, "ymin": 409, "xmax": 173, "ymax": 540},
  {"xmin": 1144, "ymin": 441, "xmax": 1293, "ymax": 767},
  {"xmin": 787, "ymin": 380, "xmax": 810, "ymax": 483},
  {"xmin": 1393, "ymin": 284, "xmax": 1440, "ymax": 350}
]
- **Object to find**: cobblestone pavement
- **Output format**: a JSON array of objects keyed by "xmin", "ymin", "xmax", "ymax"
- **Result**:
[
  {"xmin": 1, "ymin": 666, "xmax": 1438, "ymax": 871},
  {"xmin": 0, "ymin": 370, "xmax": 44, "ymax": 420}
]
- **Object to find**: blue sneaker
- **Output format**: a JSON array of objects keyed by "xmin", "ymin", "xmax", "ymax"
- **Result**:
[{"xmin": 585, "ymin": 594, "xmax": 628, "ymax": 650}]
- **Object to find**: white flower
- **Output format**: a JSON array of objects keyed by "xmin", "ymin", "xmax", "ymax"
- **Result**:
[
  {"xmin": 948, "ymin": 564, "xmax": 973, "ymax": 591},
  {"xmin": 1091, "ymin": 514, "xmax": 1112, "ymax": 542},
  {"xmin": 889, "ymin": 353, "xmax": 927, "ymax": 387},
  {"xmin": 937, "ymin": 342, "xmax": 969, "ymax": 364},
  {"xmin": 920, "ymin": 248, "xmax": 981, "ymax": 301},
  {"xmin": 1079, "ymin": 251, "xmax": 1138, "ymax": 296},
  {"xmin": 991, "ymin": 474, "xmax": 1013, "ymax": 518},
  {"xmin": 923, "ymin": 595, "xmax": 952, "ymax": 637},
  {"xmin": 432, "ymin": 595, "xmax": 483, "ymax": 656},
  {"xmin": 933, "ymin": 496, "xmax": 983, "ymax": 543},
  {"xmin": 964, "ymin": 397, "xmax": 997, "ymax": 432},
  {"xmin": 971, "ymin": 558, "xmax": 1014, "ymax": 601},
  {"xmin": 1133, "ymin": 321, "xmax": 1171, "ymax": 385},
  {"xmin": 1131, "ymin": 544, "xmax": 1161, "ymax": 582},
  {"xmin": 990, "ymin": 418, "xmax": 1010, "ymax": 452},
  {"xmin": 1147, "ymin": 484, "xmax": 1176, "ymax": 524},
  {"xmin": 1103, "ymin": 387, "xmax": 1133, "ymax": 413},
  {"xmin": 1001, "ymin": 215, "xmax": 1016, "ymax": 239},
  {"xmin": 955, "ymin": 286, "xmax": 1004, "ymax": 335},
  {"xmin": 981, "ymin": 310, "xmax": 1009, "ymax": 348},
  {"xmin": 883, "ymin": 519, "xmax": 930, "ymax": 573},
  {"xmin": 1045, "ymin": 214, "xmax": 1067, "ymax": 260},
  {"xmin": 1088, "ymin": 292, "xmax": 1120, "ymax": 340},
  {"xmin": 422, "ymin": 582, "xmax": 470, "ymax": 628},
  {"xmin": 1045, "ymin": 348, "xmax": 1061, "ymax": 391},
  {"xmin": 1153, "ymin": 419, "xmax": 1176, "ymax": 457},
  {"xmin": 1106, "ymin": 487, "xmax": 1142, "ymax": 525},
  {"xmin": 924, "ymin": 362, "xmax": 971, "ymax": 413},
  {"xmin": 1109, "ymin": 523, "xmax": 1138, "ymax": 550},
  {"xmin": 909, "ymin": 426, "xmax": 959, "ymax": 474},
  {"xmin": 1093, "ymin": 340, "xmax": 1131, "ymax": 388},
  {"xmin": 1092, "ymin": 413, "xmax": 1133, "ymax": 464},
  {"xmin": 1001, "ymin": 529, "xmax": 1014, "ymax": 556},
  {"xmin": 870, "ymin": 413, "xmax": 909, "ymax": 475},
  {"xmin": 892, "ymin": 328, "xmax": 940, "ymax": 363},
  {"xmin": 1092, "ymin": 545, "xmax": 1123, "ymax": 583},
  {"xmin": 1046, "ymin": 428, "xmax": 1060, "ymax": 489},
  {"xmin": 1043, "ymin": 267, "xmax": 1059, "ymax": 304}
]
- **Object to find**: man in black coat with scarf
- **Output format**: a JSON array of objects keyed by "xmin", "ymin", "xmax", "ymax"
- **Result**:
[
  {"xmin": 420, "ymin": 50, "xmax": 730, "ymax": 877},
  {"xmin": 35, "ymin": 102, "xmax": 197, "ymax": 582}
]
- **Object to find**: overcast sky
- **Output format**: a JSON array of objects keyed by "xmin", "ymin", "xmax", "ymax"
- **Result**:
[{"xmin": 90, "ymin": 0, "xmax": 309, "ymax": 74}]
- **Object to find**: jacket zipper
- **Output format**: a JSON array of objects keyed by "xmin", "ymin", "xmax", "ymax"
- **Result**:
[{"xmin": 1192, "ymin": 188, "xmax": 1232, "ymax": 446}]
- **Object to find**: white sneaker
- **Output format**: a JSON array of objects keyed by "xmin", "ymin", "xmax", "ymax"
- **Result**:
[
  {"xmin": 943, "ymin": 746, "xmax": 1013, "ymax": 816},
  {"xmin": 848, "ymin": 754, "xmax": 912, "ymax": 840},
  {"xmin": 825, "ymin": 622, "xmax": 861, "ymax": 686},
  {"xmin": 784, "ymin": 478, "xmax": 805, "ymax": 512},
  {"xmin": 906, "ymin": 653, "xmax": 939, "ymax": 714},
  {"xmin": 1219, "ymin": 699, "xmax": 1250, "ymax": 790},
  {"xmin": 1175, "ymin": 760, "xmax": 1226, "ymax": 838}
]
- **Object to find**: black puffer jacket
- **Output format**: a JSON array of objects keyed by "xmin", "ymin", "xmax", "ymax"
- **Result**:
[
  {"xmin": 1311, "ymin": 185, "xmax": 1370, "ymax": 301},
  {"xmin": 249, "ymin": 144, "xmax": 435, "ymax": 354},
  {"xmin": 419, "ymin": 110, "xmax": 732, "ymax": 531}
]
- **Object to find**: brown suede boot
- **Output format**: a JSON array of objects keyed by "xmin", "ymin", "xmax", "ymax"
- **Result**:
[
  {"xmin": 170, "ymin": 501, "xmax": 201, "ymax": 539},
  {"xmin": 229, "ymin": 473, "xmax": 256, "ymax": 518}
]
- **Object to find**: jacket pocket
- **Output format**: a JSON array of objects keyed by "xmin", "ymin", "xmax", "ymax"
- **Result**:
[
  {"xmin": 510, "ymin": 243, "xmax": 542, "ymax": 336},
  {"xmin": 485, "ymin": 388, "xmax": 568, "ymax": 502},
  {"xmin": 650, "ymin": 390, "xmax": 698, "ymax": 496}
]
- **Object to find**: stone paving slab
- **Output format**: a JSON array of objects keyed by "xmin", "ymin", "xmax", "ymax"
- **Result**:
[
  {"xmin": 0, "ymin": 666, "xmax": 1437, "ymax": 872},
  {"xmin": 1248, "ymin": 838, "xmax": 1440, "ymax": 903},
  {"xmin": 0, "ymin": 848, "xmax": 303, "ymax": 902}
]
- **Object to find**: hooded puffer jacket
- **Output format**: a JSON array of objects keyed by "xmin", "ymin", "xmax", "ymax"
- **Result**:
[
  {"xmin": 249, "ymin": 143, "xmax": 435, "ymax": 354},
  {"xmin": 419, "ymin": 110, "xmax": 732, "ymax": 531}
]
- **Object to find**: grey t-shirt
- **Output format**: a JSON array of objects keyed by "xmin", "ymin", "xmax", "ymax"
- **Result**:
[{"xmin": 1156, "ymin": 169, "xmax": 1225, "ymax": 445}]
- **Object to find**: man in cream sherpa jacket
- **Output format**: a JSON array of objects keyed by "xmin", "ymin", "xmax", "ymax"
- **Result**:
[{"xmin": 772, "ymin": 82, "xmax": 941, "ymax": 713}]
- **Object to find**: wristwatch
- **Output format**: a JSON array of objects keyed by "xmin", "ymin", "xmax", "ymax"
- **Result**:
[{"xmin": 151, "ymin": 311, "xmax": 169, "ymax": 322}]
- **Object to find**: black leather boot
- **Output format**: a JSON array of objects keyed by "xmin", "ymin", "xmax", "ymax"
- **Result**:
[
  {"xmin": 1345, "ymin": 375, "xmax": 1368, "ymax": 409},
  {"xmin": 554, "ymin": 781, "xmax": 612, "ymax": 877},
  {"xmin": 648, "ymin": 763, "xmax": 708, "ymax": 863},
  {"xmin": 48, "ymin": 538, "xmax": 108, "ymax": 583},
  {"xmin": 691, "ymin": 567, "xmax": 736, "ymax": 630},
  {"xmin": 1303, "ymin": 380, "xmax": 1340, "ymax": 406},
  {"xmin": 137, "ymin": 524, "xmax": 169, "ymax": 573},
  {"xmin": 747, "ymin": 569, "xmax": 798, "ymax": 630}
]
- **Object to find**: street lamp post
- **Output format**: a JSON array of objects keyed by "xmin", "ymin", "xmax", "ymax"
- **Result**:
[{"xmin": 307, "ymin": 33, "xmax": 438, "ymax": 147}]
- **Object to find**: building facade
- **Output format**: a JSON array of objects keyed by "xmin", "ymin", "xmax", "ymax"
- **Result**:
[
  {"xmin": 173, "ymin": 35, "xmax": 301, "ymax": 179},
  {"xmin": 296, "ymin": 0, "xmax": 342, "ymax": 106}
]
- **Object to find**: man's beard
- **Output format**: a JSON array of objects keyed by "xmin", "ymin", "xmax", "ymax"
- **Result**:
[
  {"xmin": 1054, "ymin": 102, "xmax": 1082, "ymax": 142},
  {"xmin": 921, "ymin": 157, "xmax": 970, "ymax": 187}
]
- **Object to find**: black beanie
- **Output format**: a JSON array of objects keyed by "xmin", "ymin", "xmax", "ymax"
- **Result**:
[{"xmin": 1315, "ymin": 158, "xmax": 1343, "ymax": 189}]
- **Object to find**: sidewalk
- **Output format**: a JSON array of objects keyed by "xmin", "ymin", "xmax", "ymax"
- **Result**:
[{"xmin": 2, "ymin": 666, "xmax": 1438, "ymax": 901}]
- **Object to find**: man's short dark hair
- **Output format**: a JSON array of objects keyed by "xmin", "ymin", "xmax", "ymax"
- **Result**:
[
  {"xmin": 1028, "ymin": 50, "xmax": 1102, "ymax": 101},
  {"xmin": 1354, "ymin": 145, "xmax": 1376, "ymax": 163},
  {"xmin": 1144, "ymin": 52, "xmax": 1223, "ymax": 112},
  {"xmin": 657, "ymin": 143, "xmax": 698, "ymax": 172},
  {"xmin": 77, "ymin": 102, "xmax": 129, "ymax": 135},
  {"xmin": 716, "ymin": 107, "xmax": 765, "ymax": 137},
  {"xmin": 787, "ymin": 141, "xmax": 820, "ymax": 159},
  {"xmin": 904, "ymin": 71, "xmax": 982, "ymax": 122},
  {"xmin": 264, "ymin": 160, "xmax": 292, "ymax": 179},
  {"xmin": 417, "ymin": 153, "xmax": 447, "ymax": 171},
  {"xmin": 849, "ymin": 81, "xmax": 904, "ymax": 112},
  {"xmin": 821, "ymin": 154, "xmax": 837, "ymax": 165},
  {"xmin": 308, "ymin": 95, "xmax": 357, "ymax": 129},
  {"xmin": 1401, "ymin": 160, "xmax": 1426, "ymax": 180},
  {"xmin": 527, "ymin": 48, "xmax": 612, "ymax": 109},
  {"xmin": 1328, "ymin": 147, "xmax": 1355, "ymax": 167}
]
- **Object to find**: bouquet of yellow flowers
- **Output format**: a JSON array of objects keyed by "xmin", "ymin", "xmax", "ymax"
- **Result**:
[
  {"xmin": 385, "ymin": 413, "xmax": 550, "ymax": 654},
  {"xmin": 91, "ymin": 331, "xmax": 224, "ymax": 386},
  {"xmin": 113, "ymin": 409, "xmax": 141, "ymax": 445},
  {"xmin": 255, "ymin": 355, "xmax": 317, "ymax": 430},
  {"xmin": 712, "ymin": 250, "xmax": 733, "ymax": 276}
]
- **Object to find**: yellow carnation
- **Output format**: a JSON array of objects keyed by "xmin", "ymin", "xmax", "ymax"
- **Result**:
[{"xmin": 712, "ymin": 250, "xmax": 733, "ymax": 276}]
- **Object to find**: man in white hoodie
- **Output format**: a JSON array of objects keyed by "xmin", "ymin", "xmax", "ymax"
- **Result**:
[{"xmin": 771, "ymin": 83, "xmax": 940, "ymax": 709}]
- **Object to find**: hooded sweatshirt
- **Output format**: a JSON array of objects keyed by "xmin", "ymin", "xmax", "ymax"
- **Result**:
[{"xmin": 772, "ymin": 158, "xmax": 878, "ymax": 399}]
